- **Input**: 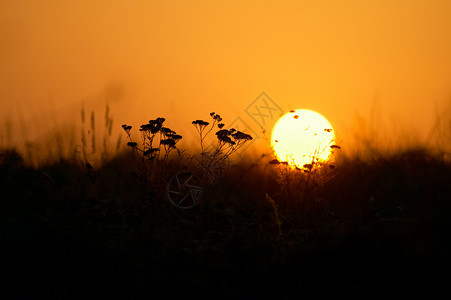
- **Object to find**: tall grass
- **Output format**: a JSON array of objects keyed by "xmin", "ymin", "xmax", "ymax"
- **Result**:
[
  {"xmin": 78, "ymin": 105, "xmax": 123, "ymax": 169},
  {"xmin": 1, "ymin": 107, "xmax": 451, "ymax": 298}
]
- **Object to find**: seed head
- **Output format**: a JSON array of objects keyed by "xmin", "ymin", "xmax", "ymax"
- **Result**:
[
  {"xmin": 169, "ymin": 134, "xmax": 182, "ymax": 141},
  {"xmin": 219, "ymin": 135, "xmax": 235, "ymax": 145},
  {"xmin": 140, "ymin": 124, "xmax": 151, "ymax": 131},
  {"xmin": 213, "ymin": 114, "xmax": 222, "ymax": 122},
  {"xmin": 143, "ymin": 148, "xmax": 160, "ymax": 156},
  {"xmin": 216, "ymin": 129, "xmax": 230, "ymax": 137},
  {"xmin": 232, "ymin": 131, "xmax": 252, "ymax": 141},
  {"xmin": 192, "ymin": 120, "xmax": 209, "ymax": 127},
  {"xmin": 160, "ymin": 127, "xmax": 176, "ymax": 135},
  {"xmin": 215, "ymin": 129, "xmax": 236, "ymax": 144},
  {"xmin": 160, "ymin": 139, "xmax": 176, "ymax": 148}
]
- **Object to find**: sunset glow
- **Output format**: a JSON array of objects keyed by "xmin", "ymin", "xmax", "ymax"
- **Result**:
[
  {"xmin": 1, "ymin": 0, "xmax": 451, "ymax": 160},
  {"xmin": 1, "ymin": 2, "xmax": 451, "ymax": 298}
]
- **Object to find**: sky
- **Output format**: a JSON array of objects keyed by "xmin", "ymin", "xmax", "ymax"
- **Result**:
[{"xmin": 1, "ymin": 0, "xmax": 450, "ymax": 160}]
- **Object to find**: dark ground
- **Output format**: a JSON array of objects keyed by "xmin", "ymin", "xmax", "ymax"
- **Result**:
[{"xmin": 1, "ymin": 149, "xmax": 450, "ymax": 299}]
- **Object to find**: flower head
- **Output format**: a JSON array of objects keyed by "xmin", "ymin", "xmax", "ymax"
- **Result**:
[
  {"xmin": 192, "ymin": 120, "xmax": 209, "ymax": 127},
  {"xmin": 156, "ymin": 117, "xmax": 165, "ymax": 125},
  {"xmin": 213, "ymin": 114, "xmax": 222, "ymax": 122},
  {"xmin": 232, "ymin": 131, "xmax": 252, "ymax": 141},
  {"xmin": 143, "ymin": 148, "xmax": 160, "ymax": 156},
  {"xmin": 216, "ymin": 129, "xmax": 235, "ymax": 144},
  {"xmin": 122, "ymin": 124, "xmax": 132, "ymax": 134},
  {"xmin": 139, "ymin": 124, "xmax": 151, "ymax": 131},
  {"xmin": 160, "ymin": 127, "xmax": 176, "ymax": 135},
  {"xmin": 160, "ymin": 139, "xmax": 176, "ymax": 148},
  {"xmin": 169, "ymin": 134, "xmax": 182, "ymax": 141},
  {"xmin": 147, "ymin": 119, "xmax": 163, "ymax": 134},
  {"xmin": 218, "ymin": 135, "xmax": 235, "ymax": 145}
]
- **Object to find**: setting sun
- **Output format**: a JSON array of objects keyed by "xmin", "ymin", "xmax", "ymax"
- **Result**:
[{"xmin": 271, "ymin": 109, "xmax": 335, "ymax": 168}]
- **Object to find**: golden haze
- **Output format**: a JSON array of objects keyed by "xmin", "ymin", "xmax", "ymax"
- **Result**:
[{"xmin": 1, "ymin": 0, "xmax": 450, "ymax": 161}]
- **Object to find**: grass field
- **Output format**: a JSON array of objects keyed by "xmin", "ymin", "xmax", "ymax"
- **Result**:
[{"xmin": 1, "ymin": 142, "xmax": 450, "ymax": 299}]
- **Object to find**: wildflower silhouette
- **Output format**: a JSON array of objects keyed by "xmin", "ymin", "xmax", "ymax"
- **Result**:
[
  {"xmin": 192, "ymin": 112, "xmax": 253, "ymax": 175},
  {"xmin": 192, "ymin": 112, "xmax": 223, "ymax": 167},
  {"xmin": 123, "ymin": 112, "xmax": 253, "ymax": 208},
  {"xmin": 166, "ymin": 112, "xmax": 254, "ymax": 208},
  {"xmin": 122, "ymin": 117, "xmax": 182, "ymax": 164}
]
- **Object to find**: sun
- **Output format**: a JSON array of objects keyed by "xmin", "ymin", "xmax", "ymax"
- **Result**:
[{"xmin": 271, "ymin": 109, "xmax": 335, "ymax": 168}]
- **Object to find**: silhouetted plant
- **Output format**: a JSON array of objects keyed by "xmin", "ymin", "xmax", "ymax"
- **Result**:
[
  {"xmin": 122, "ymin": 117, "xmax": 183, "ymax": 195},
  {"xmin": 192, "ymin": 112, "xmax": 223, "ymax": 167},
  {"xmin": 122, "ymin": 117, "xmax": 182, "ymax": 164},
  {"xmin": 192, "ymin": 112, "xmax": 253, "ymax": 182},
  {"xmin": 123, "ymin": 112, "xmax": 253, "ymax": 204}
]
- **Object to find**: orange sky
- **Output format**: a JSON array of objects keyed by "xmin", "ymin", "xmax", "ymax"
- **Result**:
[{"xmin": 1, "ymin": 0, "xmax": 450, "ymax": 158}]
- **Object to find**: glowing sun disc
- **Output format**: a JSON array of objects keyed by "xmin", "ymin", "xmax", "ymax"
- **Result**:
[{"xmin": 271, "ymin": 109, "xmax": 335, "ymax": 167}]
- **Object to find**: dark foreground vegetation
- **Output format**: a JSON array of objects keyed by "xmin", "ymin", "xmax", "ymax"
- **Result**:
[{"xmin": 1, "ymin": 148, "xmax": 451, "ymax": 299}]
